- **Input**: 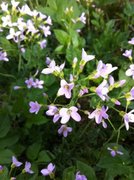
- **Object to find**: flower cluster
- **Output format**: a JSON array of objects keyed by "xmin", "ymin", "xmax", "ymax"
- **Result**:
[{"xmin": 0, "ymin": 0, "xmax": 52, "ymax": 55}]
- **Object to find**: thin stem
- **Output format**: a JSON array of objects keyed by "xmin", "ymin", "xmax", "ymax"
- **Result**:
[
  {"xmin": 79, "ymin": 120, "xmax": 93, "ymax": 138},
  {"xmin": 107, "ymin": 119, "xmax": 116, "ymax": 131},
  {"xmin": 18, "ymin": 52, "xmax": 22, "ymax": 72}
]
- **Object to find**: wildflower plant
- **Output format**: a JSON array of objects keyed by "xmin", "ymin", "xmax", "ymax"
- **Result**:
[{"xmin": 0, "ymin": 0, "xmax": 134, "ymax": 179}]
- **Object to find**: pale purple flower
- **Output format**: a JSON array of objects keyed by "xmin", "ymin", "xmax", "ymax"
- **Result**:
[
  {"xmin": 107, "ymin": 147, "xmax": 123, "ymax": 157},
  {"xmin": 94, "ymin": 60, "xmax": 118, "ymax": 78},
  {"xmin": 19, "ymin": 4, "xmax": 32, "ymax": 16},
  {"xmin": 1, "ymin": 15, "xmax": 12, "ymax": 27},
  {"xmin": 108, "ymin": 75, "xmax": 126, "ymax": 89},
  {"xmin": 24, "ymin": 162, "xmax": 34, "ymax": 174},
  {"xmin": 88, "ymin": 106, "xmax": 108, "ymax": 128},
  {"xmin": 57, "ymin": 79, "xmax": 74, "ymax": 99},
  {"xmin": 13, "ymin": 86, "xmax": 21, "ymax": 90},
  {"xmin": 123, "ymin": 49, "xmax": 132, "ymax": 59},
  {"xmin": 12, "ymin": 156, "xmax": 22, "ymax": 167},
  {"xmin": 40, "ymin": 25, "xmax": 51, "ymax": 37},
  {"xmin": 0, "ymin": 165, "xmax": 3, "ymax": 172},
  {"xmin": 41, "ymin": 163, "xmax": 55, "ymax": 176},
  {"xmin": 46, "ymin": 57, "xmax": 51, "ymax": 65},
  {"xmin": 0, "ymin": 51, "xmax": 9, "ymax": 61},
  {"xmin": 39, "ymin": 39, "xmax": 47, "ymax": 49},
  {"xmin": 33, "ymin": 79, "xmax": 44, "ymax": 89},
  {"xmin": 59, "ymin": 106, "xmax": 81, "ymax": 124},
  {"xmin": 25, "ymin": 77, "xmax": 34, "ymax": 88},
  {"xmin": 128, "ymin": 37, "xmax": 134, "ymax": 45},
  {"xmin": 96, "ymin": 80, "xmax": 109, "ymax": 101},
  {"xmin": 38, "ymin": 12, "xmax": 46, "ymax": 20},
  {"xmin": 27, "ymin": 20, "xmax": 38, "ymax": 35},
  {"xmin": 123, "ymin": 110, "xmax": 134, "ymax": 131},
  {"xmin": 79, "ymin": 87, "xmax": 88, "ymax": 97},
  {"xmin": 46, "ymin": 16, "xmax": 52, "ymax": 25},
  {"xmin": 41, "ymin": 60, "xmax": 65, "ymax": 75},
  {"xmin": 58, "ymin": 125, "xmax": 72, "ymax": 137},
  {"xmin": 79, "ymin": 12, "xmax": 86, "ymax": 24},
  {"xmin": 46, "ymin": 105, "xmax": 60, "ymax": 123},
  {"xmin": 126, "ymin": 64, "xmax": 134, "ymax": 79},
  {"xmin": 81, "ymin": 48, "xmax": 95, "ymax": 63},
  {"xmin": 75, "ymin": 171, "xmax": 87, "ymax": 180},
  {"xmin": 126, "ymin": 87, "xmax": 134, "ymax": 101},
  {"xmin": 29, "ymin": 101, "xmax": 41, "ymax": 114}
]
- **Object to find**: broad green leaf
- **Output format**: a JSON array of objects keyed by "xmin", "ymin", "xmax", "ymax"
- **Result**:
[
  {"xmin": 62, "ymin": 166, "xmax": 75, "ymax": 180},
  {"xmin": 0, "ymin": 134, "xmax": 19, "ymax": 149},
  {"xmin": 76, "ymin": 161, "xmax": 96, "ymax": 180},
  {"xmin": 36, "ymin": 150, "xmax": 54, "ymax": 163},
  {"xmin": 0, "ymin": 115, "xmax": 10, "ymax": 138},
  {"xmin": 0, "ymin": 149, "xmax": 14, "ymax": 164},
  {"xmin": 54, "ymin": 30, "xmax": 70, "ymax": 45},
  {"xmin": 26, "ymin": 143, "xmax": 41, "ymax": 161}
]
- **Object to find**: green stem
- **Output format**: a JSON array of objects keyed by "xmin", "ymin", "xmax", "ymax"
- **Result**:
[
  {"xmin": 18, "ymin": 50, "xmax": 22, "ymax": 72},
  {"xmin": 0, "ymin": 73, "xmax": 16, "ymax": 79},
  {"xmin": 107, "ymin": 119, "xmax": 116, "ymax": 131},
  {"xmin": 79, "ymin": 120, "xmax": 92, "ymax": 138}
]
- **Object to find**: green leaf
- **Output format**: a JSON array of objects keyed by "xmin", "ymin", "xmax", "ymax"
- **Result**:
[
  {"xmin": 36, "ymin": 150, "xmax": 54, "ymax": 163},
  {"xmin": 76, "ymin": 161, "xmax": 96, "ymax": 180},
  {"xmin": 62, "ymin": 166, "xmax": 75, "ymax": 180},
  {"xmin": 54, "ymin": 30, "xmax": 70, "ymax": 45},
  {"xmin": 0, "ymin": 149, "xmax": 14, "ymax": 164},
  {"xmin": 0, "ymin": 134, "xmax": 19, "ymax": 149},
  {"xmin": 26, "ymin": 143, "xmax": 41, "ymax": 161},
  {"xmin": 0, "ymin": 114, "xmax": 10, "ymax": 138}
]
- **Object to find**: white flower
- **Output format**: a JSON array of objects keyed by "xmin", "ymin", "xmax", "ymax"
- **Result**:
[
  {"xmin": 123, "ymin": 110, "xmax": 134, "ymax": 130},
  {"xmin": 126, "ymin": 64, "xmax": 134, "ymax": 79},
  {"xmin": 82, "ymin": 48, "xmax": 95, "ymax": 63},
  {"xmin": 59, "ymin": 106, "xmax": 81, "ymax": 124}
]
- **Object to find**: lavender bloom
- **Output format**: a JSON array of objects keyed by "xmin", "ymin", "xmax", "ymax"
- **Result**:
[
  {"xmin": 57, "ymin": 79, "xmax": 74, "ymax": 99},
  {"xmin": 81, "ymin": 48, "xmax": 95, "ymax": 63},
  {"xmin": 96, "ymin": 80, "xmax": 109, "ymax": 101},
  {"xmin": 58, "ymin": 125, "xmax": 72, "ymax": 137},
  {"xmin": 0, "ymin": 51, "xmax": 9, "ymax": 61},
  {"xmin": 41, "ymin": 163, "xmax": 55, "ymax": 176},
  {"xmin": 88, "ymin": 106, "xmax": 109, "ymax": 128},
  {"xmin": 33, "ymin": 79, "xmax": 44, "ymax": 89},
  {"xmin": 107, "ymin": 147, "xmax": 123, "ymax": 157},
  {"xmin": 0, "ymin": 165, "xmax": 3, "ymax": 172},
  {"xmin": 29, "ymin": 101, "xmax": 41, "ymax": 114},
  {"xmin": 59, "ymin": 106, "xmax": 81, "ymax": 124},
  {"xmin": 27, "ymin": 20, "xmax": 38, "ymax": 35},
  {"xmin": 13, "ymin": 86, "xmax": 21, "ymax": 90},
  {"xmin": 75, "ymin": 171, "xmax": 87, "ymax": 180},
  {"xmin": 123, "ymin": 49, "xmax": 132, "ymax": 60},
  {"xmin": 41, "ymin": 60, "xmax": 65, "ymax": 75},
  {"xmin": 25, "ymin": 77, "xmax": 34, "ymax": 88},
  {"xmin": 40, "ymin": 25, "xmax": 51, "ymax": 37},
  {"xmin": 94, "ymin": 60, "xmax": 118, "ymax": 78},
  {"xmin": 39, "ymin": 39, "xmax": 47, "ymax": 49},
  {"xmin": 123, "ymin": 110, "xmax": 134, "ymax": 131},
  {"xmin": 79, "ymin": 13, "xmax": 86, "ymax": 24},
  {"xmin": 128, "ymin": 37, "xmax": 134, "ymax": 45},
  {"xmin": 19, "ymin": 4, "xmax": 32, "ymax": 16},
  {"xmin": 46, "ymin": 105, "xmax": 60, "ymax": 123},
  {"xmin": 79, "ymin": 87, "xmax": 88, "ymax": 97},
  {"xmin": 12, "ymin": 156, "xmax": 22, "ymax": 167},
  {"xmin": 24, "ymin": 162, "xmax": 34, "ymax": 174},
  {"xmin": 46, "ymin": 16, "xmax": 52, "ymax": 25},
  {"xmin": 126, "ymin": 64, "xmax": 134, "ymax": 79}
]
